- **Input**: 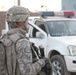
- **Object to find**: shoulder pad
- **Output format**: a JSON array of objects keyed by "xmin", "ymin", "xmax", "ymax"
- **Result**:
[
  {"xmin": 9, "ymin": 33, "xmax": 21, "ymax": 43},
  {"xmin": 0, "ymin": 37, "xmax": 12, "ymax": 46}
]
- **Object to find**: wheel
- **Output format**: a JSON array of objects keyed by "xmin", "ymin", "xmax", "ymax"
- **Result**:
[{"xmin": 50, "ymin": 55, "xmax": 71, "ymax": 75}]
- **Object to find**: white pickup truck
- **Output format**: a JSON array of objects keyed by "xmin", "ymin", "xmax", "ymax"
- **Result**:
[{"xmin": 2, "ymin": 11, "xmax": 76, "ymax": 75}]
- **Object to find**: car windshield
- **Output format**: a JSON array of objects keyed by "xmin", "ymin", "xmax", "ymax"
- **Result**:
[{"xmin": 46, "ymin": 20, "xmax": 76, "ymax": 36}]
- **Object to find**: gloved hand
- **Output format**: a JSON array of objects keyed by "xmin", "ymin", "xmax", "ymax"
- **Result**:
[
  {"xmin": 44, "ymin": 58, "xmax": 50, "ymax": 64},
  {"xmin": 41, "ymin": 57, "xmax": 50, "ymax": 64},
  {"xmin": 41, "ymin": 58, "xmax": 53, "ymax": 75}
]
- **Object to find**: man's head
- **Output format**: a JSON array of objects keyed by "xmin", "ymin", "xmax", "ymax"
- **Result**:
[{"xmin": 6, "ymin": 6, "xmax": 30, "ymax": 30}]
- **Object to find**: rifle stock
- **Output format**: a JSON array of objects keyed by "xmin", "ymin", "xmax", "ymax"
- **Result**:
[{"xmin": 39, "ymin": 45, "xmax": 45, "ymax": 58}]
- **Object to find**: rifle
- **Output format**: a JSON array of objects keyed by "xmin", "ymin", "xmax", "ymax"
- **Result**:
[{"xmin": 31, "ymin": 43, "xmax": 53, "ymax": 75}]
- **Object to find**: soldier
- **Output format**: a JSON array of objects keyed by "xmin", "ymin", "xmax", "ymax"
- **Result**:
[{"xmin": 0, "ymin": 6, "xmax": 46, "ymax": 75}]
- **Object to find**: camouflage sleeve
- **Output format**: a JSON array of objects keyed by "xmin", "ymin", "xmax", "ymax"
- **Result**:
[{"xmin": 16, "ymin": 39, "xmax": 45, "ymax": 75}]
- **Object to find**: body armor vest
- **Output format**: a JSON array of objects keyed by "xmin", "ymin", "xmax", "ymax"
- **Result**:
[{"xmin": 0, "ymin": 33, "xmax": 23, "ymax": 75}]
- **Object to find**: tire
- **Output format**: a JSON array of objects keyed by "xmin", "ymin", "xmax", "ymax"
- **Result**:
[{"xmin": 50, "ymin": 55, "xmax": 71, "ymax": 75}]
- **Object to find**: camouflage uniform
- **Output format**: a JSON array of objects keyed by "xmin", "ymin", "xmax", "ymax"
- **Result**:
[
  {"xmin": 1, "ymin": 28, "xmax": 45, "ymax": 75},
  {"xmin": 15, "ymin": 28, "xmax": 45, "ymax": 75},
  {"xmin": 2, "ymin": 6, "xmax": 46, "ymax": 75}
]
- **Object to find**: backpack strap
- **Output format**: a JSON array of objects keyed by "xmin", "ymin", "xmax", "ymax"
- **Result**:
[{"xmin": 8, "ymin": 33, "xmax": 22, "ymax": 75}]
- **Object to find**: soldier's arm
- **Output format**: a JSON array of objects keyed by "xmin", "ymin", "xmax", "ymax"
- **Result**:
[{"xmin": 16, "ymin": 39, "xmax": 45, "ymax": 75}]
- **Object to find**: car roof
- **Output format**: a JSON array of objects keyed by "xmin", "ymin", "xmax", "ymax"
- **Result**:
[{"xmin": 43, "ymin": 17, "xmax": 76, "ymax": 21}]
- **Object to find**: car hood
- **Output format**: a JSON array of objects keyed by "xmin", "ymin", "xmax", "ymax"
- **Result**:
[{"xmin": 53, "ymin": 36, "xmax": 76, "ymax": 45}]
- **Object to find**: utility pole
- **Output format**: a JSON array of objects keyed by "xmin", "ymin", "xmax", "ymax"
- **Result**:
[
  {"xmin": 14, "ymin": 0, "xmax": 16, "ymax": 6},
  {"xmin": 1, "ymin": 5, "xmax": 5, "ymax": 11},
  {"xmin": 18, "ymin": 0, "xmax": 20, "ymax": 6}
]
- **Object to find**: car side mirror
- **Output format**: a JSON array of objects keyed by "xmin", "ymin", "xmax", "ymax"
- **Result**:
[{"xmin": 36, "ymin": 31, "xmax": 45, "ymax": 39}]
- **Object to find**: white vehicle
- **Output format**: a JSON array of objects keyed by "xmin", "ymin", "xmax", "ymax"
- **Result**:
[
  {"xmin": 27, "ymin": 11, "xmax": 76, "ymax": 75},
  {"xmin": 2, "ymin": 11, "xmax": 76, "ymax": 75}
]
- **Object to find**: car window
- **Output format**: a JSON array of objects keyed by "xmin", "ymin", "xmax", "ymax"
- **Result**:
[
  {"xmin": 46, "ymin": 21, "xmax": 67, "ymax": 36},
  {"xmin": 46, "ymin": 20, "xmax": 76, "ymax": 36},
  {"xmin": 28, "ymin": 24, "xmax": 39, "ymax": 38},
  {"xmin": 35, "ymin": 21, "xmax": 47, "ymax": 32}
]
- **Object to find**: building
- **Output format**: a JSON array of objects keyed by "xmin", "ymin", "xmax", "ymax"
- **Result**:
[{"xmin": 0, "ymin": 12, "xmax": 6, "ymax": 36}]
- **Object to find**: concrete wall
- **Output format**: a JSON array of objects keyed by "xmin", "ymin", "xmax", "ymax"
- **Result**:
[{"xmin": 0, "ymin": 12, "xmax": 6, "ymax": 36}]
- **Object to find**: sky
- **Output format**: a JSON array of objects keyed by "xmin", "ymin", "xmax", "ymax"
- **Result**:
[
  {"xmin": 0, "ymin": 0, "xmax": 61, "ymax": 11},
  {"xmin": 0, "ymin": 0, "xmax": 15, "ymax": 11}
]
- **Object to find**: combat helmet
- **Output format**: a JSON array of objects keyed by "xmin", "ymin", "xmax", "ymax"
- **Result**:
[{"xmin": 6, "ymin": 6, "xmax": 30, "ymax": 22}]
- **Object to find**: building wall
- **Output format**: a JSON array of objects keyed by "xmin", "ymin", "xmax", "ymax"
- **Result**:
[{"xmin": 0, "ymin": 12, "xmax": 6, "ymax": 36}]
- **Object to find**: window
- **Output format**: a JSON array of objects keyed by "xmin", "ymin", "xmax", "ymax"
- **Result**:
[
  {"xmin": 46, "ymin": 20, "xmax": 76, "ymax": 36},
  {"xmin": 35, "ymin": 21, "xmax": 46, "ymax": 32},
  {"xmin": 28, "ymin": 24, "xmax": 39, "ymax": 38}
]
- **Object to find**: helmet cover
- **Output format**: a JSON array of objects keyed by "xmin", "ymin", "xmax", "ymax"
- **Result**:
[{"xmin": 6, "ymin": 6, "xmax": 30, "ymax": 22}]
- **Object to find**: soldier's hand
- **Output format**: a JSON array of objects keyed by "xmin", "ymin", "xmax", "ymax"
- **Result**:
[{"xmin": 42, "ymin": 58, "xmax": 53, "ymax": 75}]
